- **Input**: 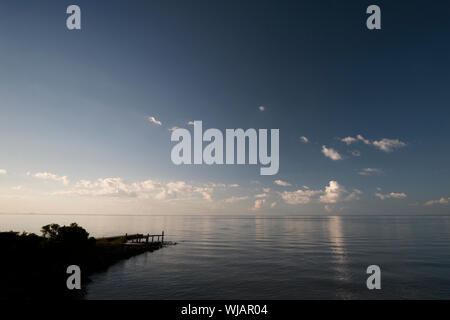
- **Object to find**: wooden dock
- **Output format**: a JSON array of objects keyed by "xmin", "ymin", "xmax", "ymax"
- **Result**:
[{"xmin": 98, "ymin": 231, "xmax": 165, "ymax": 246}]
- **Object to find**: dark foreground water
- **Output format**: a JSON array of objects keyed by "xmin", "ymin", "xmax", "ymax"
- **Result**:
[{"xmin": 2, "ymin": 214, "xmax": 450, "ymax": 299}]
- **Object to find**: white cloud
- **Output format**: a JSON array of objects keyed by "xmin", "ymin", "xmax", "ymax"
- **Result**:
[
  {"xmin": 341, "ymin": 134, "xmax": 406, "ymax": 152},
  {"xmin": 372, "ymin": 138, "xmax": 406, "ymax": 152},
  {"xmin": 281, "ymin": 189, "xmax": 322, "ymax": 205},
  {"xmin": 0, "ymin": 169, "xmax": 7, "ymax": 175},
  {"xmin": 165, "ymin": 181, "xmax": 212, "ymax": 201},
  {"xmin": 424, "ymin": 197, "xmax": 450, "ymax": 206},
  {"xmin": 344, "ymin": 189, "xmax": 362, "ymax": 201},
  {"xmin": 258, "ymin": 106, "xmax": 265, "ymax": 112},
  {"xmin": 358, "ymin": 168, "xmax": 382, "ymax": 176},
  {"xmin": 34, "ymin": 172, "xmax": 70, "ymax": 185},
  {"xmin": 207, "ymin": 183, "xmax": 239, "ymax": 188},
  {"xmin": 148, "ymin": 116, "xmax": 162, "ymax": 126},
  {"xmin": 55, "ymin": 177, "xmax": 216, "ymax": 202},
  {"xmin": 281, "ymin": 180, "xmax": 361, "ymax": 205},
  {"xmin": 187, "ymin": 121, "xmax": 195, "ymax": 126},
  {"xmin": 274, "ymin": 180, "xmax": 292, "ymax": 187},
  {"xmin": 168, "ymin": 126, "xmax": 179, "ymax": 131},
  {"xmin": 375, "ymin": 192, "xmax": 407, "ymax": 200},
  {"xmin": 252, "ymin": 199, "xmax": 266, "ymax": 211},
  {"xmin": 300, "ymin": 136, "xmax": 309, "ymax": 143},
  {"xmin": 255, "ymin": 193, "xmax": 268, "ymax": 198},
  {"xmin": 263, "ymin": 187, "xmax": 271, "ymax": 193},
  {"xmin": 321, "ymin": 145, "xmax": 342, "ymax": 160},
  {"xmin": 341, "ymin": 137, "xmax": 357, "ymax": 145},
  {"xmin": 224, "ymin": 196, "xmax": 249, "ymax": 203},
  {"xmin": 356, "ymin": 134, "xmax": 371, "ymax": 145},
  {"xmin": 319, "ymin": 180, "xmax": 342, "ymax": 203}
]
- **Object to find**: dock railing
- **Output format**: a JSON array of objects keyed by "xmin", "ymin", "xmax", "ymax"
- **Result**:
[{"xmin": 98, "ymin": 231, "xmax": 165, "ymax": 244}]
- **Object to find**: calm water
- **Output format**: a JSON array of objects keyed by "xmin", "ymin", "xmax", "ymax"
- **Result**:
[{"xmin": 2, "ymin": 214, "xmax": 450, "ymax": 299}]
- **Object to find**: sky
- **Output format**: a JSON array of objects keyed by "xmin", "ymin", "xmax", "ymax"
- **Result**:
[{"xmin": 0, "ymin": 0, "xmax": 449, "ymax": 215}]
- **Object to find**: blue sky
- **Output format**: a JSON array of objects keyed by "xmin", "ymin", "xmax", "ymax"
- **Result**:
[{"xmin": 0, "ymin": 0, "xmax": 449, "ymax": 214}]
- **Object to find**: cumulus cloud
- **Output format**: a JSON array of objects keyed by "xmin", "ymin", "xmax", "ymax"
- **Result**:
[
  {"xmin": 300, "ymin": 136, "xmax": 309, "ymax": 143},
  {"xmin": 281, "ymin": 181, "xmax": 361, "ymax": 205},
  {"xmin": 375, "ymin": 192, "xmax": 407, "ymax": 200},
  {"xmin": 252, "ymin": 199, "xmax": 266, "ymax": 211},
  {"xmin": 274, "ymin": 179, "xmax": 292, "ymax": 187},
  {"xmin": 372, "ymin": 138, "xmax": 406, "ymax": 152},
  {"xmin": 358, "ymin": 168, "xmax": 382, "ymax": 176},
  {"xmin": 258, "ymin": 106, "xmax": 265, "ymax": 112},
  {"xmin": 34, "ymin": 172, "xmax": 70, "ymax": 185},
  {"xmin": 424, "ymin": 197, "xmax": 450, "ymax": 206},
  {"xmin": 319, "ymin": 180, "xmax": 342, "ymax": 203},
  {"xmin": 321, "ymin": 145, "xmax": 342, "ymax": 160},
  {"xmin": 148, "ymin": 116, "xmax": 162, "ymax": 126}
]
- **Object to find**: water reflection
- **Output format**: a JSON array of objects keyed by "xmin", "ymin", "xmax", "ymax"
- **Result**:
[
  {"xmin": 2, "ymin": 214, "xmax": 450, "ymax": 299},
  {"xmin": 327, "ymin": 216, "xmax": 349, "ymax": 283}
]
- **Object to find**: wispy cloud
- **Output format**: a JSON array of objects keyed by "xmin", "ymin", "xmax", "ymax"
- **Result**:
[
  {"xmin": 300, "ymin": 136, "xmax": 309, "ymax": 143},
  {"xmin": 375, "ymin": 192, "xmax": 407, "ymax": 200},
  {"xmin": 255, "ymin": 193, "xmax": 268, "ymax": 198},
  {"xmin": 168, "ymin": 126, "xmax": 179, "ymax": 132},
  {"xmin": 358, "ymin": 168, "xmax": 382, "ymax": 176},
  {"xmin": 148, "ymin": 116, "xmax": 162, "ymax": 126},
  {"xmin": 372, "ymin": 138, "xmax": 406, "ymax": 152},
  {"xmin": 340, "ymin": 134, "xmax": 406, "ymax": 152},
  {"xmin": 357, "ymin": 134, "xmax": 371, "ymax": 145},
  {"xmin": 258, "ymin": 106, "xmax": 265, "ymax": 112},
  {"xmin": 55, "ymin": 177, "xmax": 215, "ymax": 202},
  {"xmin": 224, "ymin": 196, "xmax": 249, "ymax": 203},
  {"xmin": 341, "ymin": 137, "xmax": 357, "ymax": 145},
  {"xmin": 424, "ymin": 197, "xmax": 450, "ymax": 206},
  {"xmin": 274, "ymin": 180, "xmax": 292, "ymax": 187},
  {"xmin": 0, "ymin": 169, "xmax": 7, "ymax": 175},
  {"xmin": 321, "ymin": 145, "xmax": 342, "ymax": 160},
  {"xmin": 187, "ymin": 121, "xmax": 195, "ymax": 126},
  {"xmin": 34, "ymin": 172, "xmax": 69, "ymax": 185},
  {"xmin": 281, "ymin": 188, "xmax": 322, "ymax": 204}
]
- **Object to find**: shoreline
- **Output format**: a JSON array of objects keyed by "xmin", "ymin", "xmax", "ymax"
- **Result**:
[{"xmin": 0, "ymin": 223, "xmax": 174, "ymax": 300}]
